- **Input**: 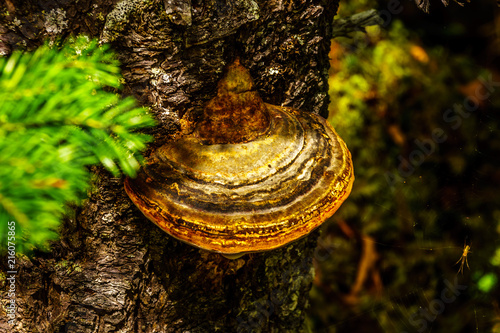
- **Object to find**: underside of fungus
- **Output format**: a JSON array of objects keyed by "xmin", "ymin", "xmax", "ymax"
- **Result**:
[{"xmin": 124, "ymin": 59, "xmax": 354, "ymax": 257}]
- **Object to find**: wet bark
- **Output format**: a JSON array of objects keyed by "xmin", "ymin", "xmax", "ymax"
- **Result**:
[{"xmin": 0, "ymin": 0, "xmax": 339, "ymax": 332}]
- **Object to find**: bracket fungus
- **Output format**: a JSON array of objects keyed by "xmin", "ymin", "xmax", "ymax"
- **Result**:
[{"xmin": 124, "ymin": 59, "xmax": 354, "ymax": 258}]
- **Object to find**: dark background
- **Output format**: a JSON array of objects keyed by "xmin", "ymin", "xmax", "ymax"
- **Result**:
[{"xmin": 307, "ymin": 1, "xmax": 500, "ymax": 332}]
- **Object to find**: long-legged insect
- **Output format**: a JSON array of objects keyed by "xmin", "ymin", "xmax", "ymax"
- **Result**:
[{"xmin": 455, "ymin": 242, "xmax": 471, "ymax": 275}]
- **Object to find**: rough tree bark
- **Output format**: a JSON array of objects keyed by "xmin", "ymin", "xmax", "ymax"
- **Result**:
[{"xmin": 0, "ymin": 0, "xmax": 339, "ymax": 332}]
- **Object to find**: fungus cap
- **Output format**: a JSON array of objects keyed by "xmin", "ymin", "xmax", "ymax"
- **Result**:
[{"xmin": 124, "ymin": 60, "xmax": 354, "ymax": 256}]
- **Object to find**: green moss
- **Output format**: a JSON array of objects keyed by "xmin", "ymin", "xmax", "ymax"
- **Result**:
[{"xmin": 55, "ymin": 260, "xmax": 82, "ymax": 273}]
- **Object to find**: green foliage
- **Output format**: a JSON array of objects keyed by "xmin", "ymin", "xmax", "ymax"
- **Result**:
[
  {"xmin": 0, "ymin": 36, "xmax": 156, "ymax": 252},
  {"xmin": 308, "ymin": 5, "xmax": 500, "ymax": 332}
]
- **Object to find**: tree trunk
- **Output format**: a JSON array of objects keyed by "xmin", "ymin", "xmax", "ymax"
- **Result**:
[{"xmin": 0, "ymin": 0, "xmax": 339, "ymax": 331}]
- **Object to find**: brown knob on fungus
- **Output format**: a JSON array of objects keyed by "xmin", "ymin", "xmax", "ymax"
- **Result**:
[{"xmin": 124, "ymin": 59, "xmax": 354, "ymax": 258}]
